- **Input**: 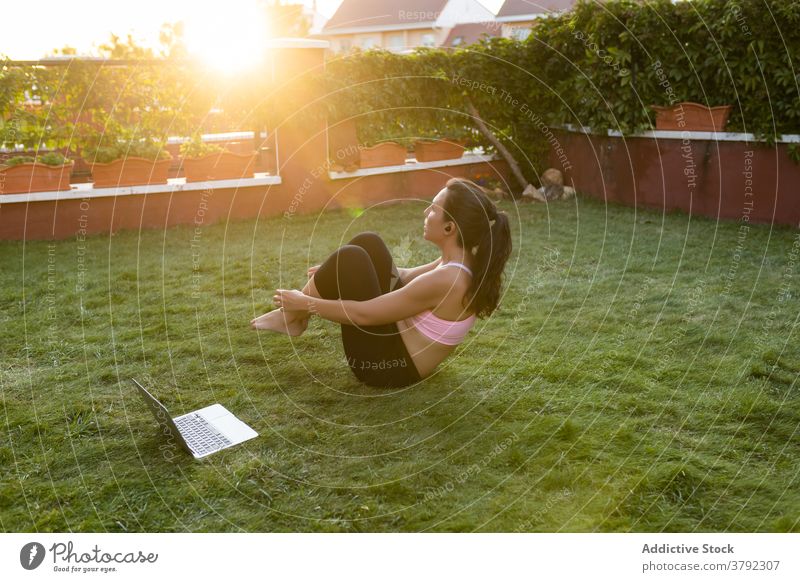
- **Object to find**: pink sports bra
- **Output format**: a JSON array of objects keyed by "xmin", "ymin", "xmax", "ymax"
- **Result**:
[{"xmin": 405, "ymin": 262, "xmax": 477, "ymax": 346}]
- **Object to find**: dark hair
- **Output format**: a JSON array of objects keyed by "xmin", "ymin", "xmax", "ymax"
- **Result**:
[{"xmin": 442, "ymin": 178, "xmax": 512, "ymax": 318}]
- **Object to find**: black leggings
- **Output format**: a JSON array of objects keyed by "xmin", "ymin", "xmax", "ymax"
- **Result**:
[{"xmin": 312, "ymin": 232, "xmax": 422, "ymax": 388}]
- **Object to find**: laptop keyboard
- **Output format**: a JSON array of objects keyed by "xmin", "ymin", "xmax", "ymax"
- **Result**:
[{"xmin": 174, "ymin": 413, "xmax": 233, "ymax": 456}]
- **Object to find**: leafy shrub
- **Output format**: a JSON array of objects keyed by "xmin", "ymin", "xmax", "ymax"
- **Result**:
[
  {"xmin": 538, "ymin": 0, "xmax": 800, "ymax": 138},
  {"xmin": 323, "ymin": 49, "xmax": 480, "ymax": 147},
  {"xmin": 3, "ymin": 152, "xmax": 69, "ymax": 167},
  {"xmin": 4, "ymin": 155, "xmax": 35, "ymax": 167},
  {"xmin": 179, "ymin": 137, "xmax": 225, "ymax": 159},
  {"xmin": 86, "ymin": 141, "xmax": 171, "ymax": 163},
  {"xmin": 38, "ymin": 152, "xmax": 69, "ymax": 166},
  {"xmin": 321, "ymin": 0, "xmax": 800, "ymax": 183}
]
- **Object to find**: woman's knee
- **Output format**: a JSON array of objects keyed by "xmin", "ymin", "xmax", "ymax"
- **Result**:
[
  {"xmin": 348, "ymin": 231, "xmax": 383, "ymax": 247},
  {"xmin": 325, "ymin": 244, "xmax": 373, "ymax": 281},
  {"xmin": 315, "ymin": 245, "xmax": 372, "ymax": 299},
  {"xmin": 335, "ymin": 244, "xmax": 372, "ymax": 267},
  {"xmin": 348, "ymin": 232, "xmax": 392, "ymax": 267}
]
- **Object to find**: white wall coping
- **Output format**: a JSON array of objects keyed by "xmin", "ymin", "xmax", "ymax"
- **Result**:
[
  {"xmin": 166, "ymin": 131, "xmax": 268, "ymax": 145},
  {"xmin": 328, "ymin": 152, "xmax": 497, "ymax": 180},
  {"xmin": 0, "ymin": 174, "xmax": 281, "ymax": 205},
  {"xmin": 561, "ymin": 123, "xmax": 800, "ymax": 143}
]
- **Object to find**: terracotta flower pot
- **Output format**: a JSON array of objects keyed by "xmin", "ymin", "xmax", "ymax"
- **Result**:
[
  {"xmin": 0, "ymin": 161, "xmax": 73, "ymax": 194},
  {"xmin": 181, "ymin": 151, "xmax": 257, "ymax": 182},
  {"xmin": 651, "ymin": 102, "xmax": 732, "ymax": 132},
  {"xmin": 88, "ymin": 157, "xmax": 171, "ymax": 188},
  {"xmin": 359, "ymin": 142, "xmax": 408, "ymax": 169},
  {"xmin": 413, "ymin": 139, "xmax": 465, "ymax": 162}
]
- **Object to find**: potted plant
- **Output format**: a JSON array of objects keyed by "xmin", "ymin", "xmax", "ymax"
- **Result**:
[
  {"xmin": 179, "ymin": 136, "xmax": 257, "ymax": 182},
  {"xmin": 410, "ymin": 121, "xmax": 476, "ymax": 162},
  {"xmin": 651, "ymin": 103, "xmax": 732, "ymax": 132},
  {"xmin": 0, "ymin": 152, "xmax": 73, "ymax": 194},
  {"xmin": 413, "ymin": 138, "xmax": 466, "ymax": 162},
  {"xmin": 85, "ymin": 139, "xmax": 172, "ymax": 188},
  {"xmin": 341, "ymin": 111, "xmax": 410, "ymax": 169},
  {"xmin": 359, "ymin": 140, "xmax": 408, "ymax": 169}
]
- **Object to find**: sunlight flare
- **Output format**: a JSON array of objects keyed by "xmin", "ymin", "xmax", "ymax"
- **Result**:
[{"xmin": 183, "ymin": 0, "xmax": 266, "ymax": 72}]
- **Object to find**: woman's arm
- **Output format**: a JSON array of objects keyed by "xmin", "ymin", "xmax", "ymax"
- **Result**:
[
  {"xmin": 397, "ymin": 257, "xmax": 442, "ymax": 284},
  {"xmin": 274, "ymin": 270, "xmax": 447, "ymax": 327}
]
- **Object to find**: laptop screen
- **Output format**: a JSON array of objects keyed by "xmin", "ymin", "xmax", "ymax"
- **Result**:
[{"xmin": 131, "ymin": 379, "xmax": 192, "ymax": 454}]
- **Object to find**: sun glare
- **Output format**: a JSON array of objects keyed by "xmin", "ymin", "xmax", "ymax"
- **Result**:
[{"xmin": 184, "ymin": 1, "xmax": 266, "ymax": 72}]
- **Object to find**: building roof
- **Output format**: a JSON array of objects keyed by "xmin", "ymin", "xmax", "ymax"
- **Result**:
[
  {"xmin": 496, "ymin": 0, "xmax": 576, "ymax": 18},
  {"xmin": 443, "ymin": 22, "xmax": 502, "ymax": 48},
  {"xmin": 322, "ymin": 0, "xmax": 449, "ymax": 33}
]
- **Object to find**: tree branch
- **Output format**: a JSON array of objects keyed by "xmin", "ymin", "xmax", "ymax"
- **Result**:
[{"xmin": 466, "ymin": 99, "xmax": 533, "ymax": 196}]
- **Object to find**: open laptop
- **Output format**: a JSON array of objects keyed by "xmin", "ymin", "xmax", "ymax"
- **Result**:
[{"xmin": 131, "ymin": 378, "xmax": 258, "ymax": 459}]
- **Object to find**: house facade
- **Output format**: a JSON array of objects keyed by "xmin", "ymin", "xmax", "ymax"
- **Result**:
[
  {"xmin": 318, "ymin": 0, "xmax": 494, "ymax": 53},
  {"xmin": 442, "ymin": 22, "xmax": 502, "ymax": 49},
  {"xmin": 495, "ymin": 0, "xmax": 576, "ymax": 40}
]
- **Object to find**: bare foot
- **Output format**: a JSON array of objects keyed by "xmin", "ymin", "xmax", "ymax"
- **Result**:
[{"xmin": 250, "ymin": 309, "xmax": 310, "ymax": 336}]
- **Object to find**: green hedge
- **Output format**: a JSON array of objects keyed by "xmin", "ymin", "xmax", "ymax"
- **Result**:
[
  {"xmin": 548, "ymin": 0, "xmax": 800, "ymax": 136},
  {"xmin": 322, "ymin": 0, "xmax": 800, "ymax": 183}
]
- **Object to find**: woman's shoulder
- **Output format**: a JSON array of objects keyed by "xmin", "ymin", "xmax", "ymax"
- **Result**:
[
  {"xmin": 405, "ymin": 268, "xmax": 463, "ymax": 304},
  {"xmin": 426, "ymin": 264, "xmax": 468, "ymax": 285},
  {"xmin": 428, "ymin": 265, "xmax": 474, "ymax": 309}
]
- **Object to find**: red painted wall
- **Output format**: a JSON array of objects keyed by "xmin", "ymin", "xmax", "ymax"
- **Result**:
[
  {"xmin": 0, "ymin": 185, "xmax": 272, "ymax": 240},
  {"xmin": 0, "ymin": 160, "xmax": 508, "ymax": 240},
  {"xmin": 551, "ymin": 130, "xmax": 800, "ymax": 228},
  {"xmin": 329, "ymin": 161, "xmax": 507, "ymax": 208}
]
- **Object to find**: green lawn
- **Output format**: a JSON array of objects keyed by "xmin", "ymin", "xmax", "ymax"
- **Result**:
[{"xmin": 1, "ymin": 195, "xmax": 798, "ymax": 532}]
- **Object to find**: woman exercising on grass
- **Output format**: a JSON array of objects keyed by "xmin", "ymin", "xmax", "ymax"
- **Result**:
[{"xmin": 250, "ymin": 177, "xmax": 512, "ymax": 388}]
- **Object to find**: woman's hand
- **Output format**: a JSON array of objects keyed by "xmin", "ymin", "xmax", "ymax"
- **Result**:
[
  {"xmin": 273, "ymin": 289, "xmax": 309, "ymax": 312},
  {"xmin": 307, "ymin": 264, "xmax": 321, "ymax": 278}
]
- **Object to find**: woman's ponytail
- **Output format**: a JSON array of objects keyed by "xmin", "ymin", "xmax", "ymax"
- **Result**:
[
  {"xmin": 443, "ymin": 178, "xmax": 512, "ymax": 318},
  {"xmin": 473, "ymin": 209, "xmax": 511, "ymax": 317}
]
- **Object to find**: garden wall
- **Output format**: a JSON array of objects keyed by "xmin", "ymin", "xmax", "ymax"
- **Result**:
[
  {"xmin": 551, "ymin": 128, "xmax": 800, "ymax": 228},
  {"xmin": 327, "ymin": 158, "xmax": 507, "ymax": 209},
  {"xmin": 0, "ymin": 158, "xmax": 507, "ymax": 241}
]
